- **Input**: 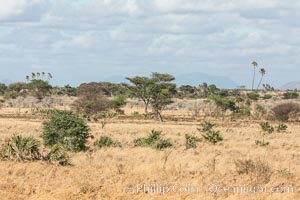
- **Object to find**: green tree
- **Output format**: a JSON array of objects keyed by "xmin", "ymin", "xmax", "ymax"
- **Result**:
[
  {"xmin": 27, "ymin": 79, "xmax": 52, "ymax": 100},
  {"xmin": 0, "ymin": 83, "xmax": 7, "ymax": 95},
  {"xmin": 126, "ymin": 76, "xmax": 155, "ymax": 113}
]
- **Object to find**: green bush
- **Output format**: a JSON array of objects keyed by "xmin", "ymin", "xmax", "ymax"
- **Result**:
[
  {"xmin": 198, "ymin": 121, "xmax": 215, "ymax": 132},
  {"xmin": 283, "ymin": 92, "xmax": 299, "ymax": 99},
  {"xmin": 94, "ymin": 136, "xmax": 121, "ymax": 148},
  {"xmin": 247, "ymin": 92, "xmax": 260, "ymax": 101},
  {"xmin": 0, "ymin": 134, "xmax": 41, "ymax": 161},
  {"xmin": 185, "ymin": 134, "xmax": 201, "ymax": 149},
  {"xmin": 255, "ymin": 140, "xmax": 270, "ymax": 147},
  {"xmin": 276, "ymin": 124, "xmax": 288, "ymax": 132},
  {"xmin": 260, "ymin": 122, "xmax": 274, "ymax": 134},
  {"xmin": 111, "ymin": 96, "xmax": 127, "ymax": 110},
  {"xmin": 133, "ymin": 130, "xmax": 172, "ymax": 150},
  {"xmin": 202, "ymin": 130, "xmax": 223, "ymax": 144},
  {"xmin": 42, "ymin": 110, "xmax": 90, "ymax": 152},
  {"xmin": 262, "ymin": 94, "xmax": 272, "ymax": 100},
  {"xmin": 155, "ymin": 139, "xmax": 172, "ymax": 150},
  {"xmin": 45, "ymin": 144, "xmax": 71, "ymax": 166}
]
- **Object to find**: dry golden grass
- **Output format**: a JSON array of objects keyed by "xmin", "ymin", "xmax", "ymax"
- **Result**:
[{"xmin": 0, "ymin": 109, "xmax": 299, "ymax": 199}]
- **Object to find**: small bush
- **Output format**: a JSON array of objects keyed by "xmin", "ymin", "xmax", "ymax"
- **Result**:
[
  {"xmin": 262, "ymin": 94, "xmax": 272, "ymax": 100},
  {"xmin": 198, "ymin": 121, "xmax": 215, "ymax": 132},
  {"xmin": 0, "ymin": 134, "xmax": 41, "ymax": 161},
  {"xmin": 272, "ymin": 103, "xmax": 300, "ymax": 122},
  {"xmin": 247, "ymin": 92, "xmax": 260, "ymax": 101},
  {"xmin": 202, "ymin": 130, "xmax": 223, "ymax": 144},
  {"xmin": 255, "ymin": 140, "xmax": 270, "ymax": 147},
  {"xmin": 42, "ymin": 110, "xmax": 90, "ymax": 152},
  {"xmin": 94, "ymin": 136, "xmax": 121, "ymax": 148},
  {"xmin": 276, "ymin": 124, "xmax": 288, "ymax": 132},
  {"xmin": 155, "ymin": 139, "xmax": 172, "ymax": 150},
  {"xmin": 45, "ymin": 144, "xmax": 71, "ymax": 166},
  {"xmin": 260, "ymin": 122, "xmax": 274, "ymax": 134},
  {"xmin": 283, "ymin": 92, "xmax": 299, "ymax": 99},
  {"xmin": 185, "ymin": 134, "xmax": 201, "ymax": 149},
  {"xmin": 133, "ymin": 130, "xmax": 172, "ymax": 150}
]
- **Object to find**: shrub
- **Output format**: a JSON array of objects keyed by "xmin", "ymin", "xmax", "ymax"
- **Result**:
[
  {"xmin": 94, "ymin": 136, "xmax": 121, "ymax": 148},
  {"xmin": 111, "ymin": 96, "xmax": 127, "ymax": 110},
  {"xmin": 71, "ymin": 82, "xmax": 111, "ymax": 116},
  {"xmin": 4, "ymin": 82, "xmax": 28, "ymax": 99},
  {"xmin": 247, "ymin": 92, "xmax": 260, "ymax": 101},
  {"xmin": 45, "ymin": 144, "xmax": 71, "ymax": 166},
  {"xmin": 262, "ymin": 94, "xmax": 272, "ymax": 100},
  {"xmin": 27, "ymin": 79, "xmax": 52, "ymax": 100},
  {"xmin": 155, "ymin": 139, "xmax": 173, "ymax": 150},
  {"xmin": 185, "ymin": 134, "xmax": 201, "ymax": 149},
  {"xmin": 260, "ymin": 122, "xmax": 274, "ymax": 134},
  {"xmin": 133, "ymin": 130, "xmax": 172, "ymax": 150},
  {"xmin": 0, "ymin": 134, "xmax": 41, "ymax": 161},
  {"xmin": 0, "ymin": 83, "xmax": 7, "ymax": 95},
  {"xmin": 272, "ymin": 103, "xmax": 300, "ymax": 122},
  {"xmin": 42, "ymin": 110, "xmax": 90, "ymax": 152},
  {"xmin": 255, "ymin": 140, "xmax": 270, "ymax": 147},
  {"xmin": 276, "ymin": 124, "xmax": 288, "ymax": 132},
  {"xmin": 202, "ymin": 130, "xmax": 223, "ymax": 144},
  {"xmin": 198, "ymin": 121, "xmax": 215, "ymax": 132},
  {"xmin": 283, "ymin": 92, "xmax": 299, "ymax": 99}
]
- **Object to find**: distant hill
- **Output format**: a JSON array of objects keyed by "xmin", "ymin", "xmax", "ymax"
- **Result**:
[
  {"xmin": 280, "ymin": 81, "xmax": 300, "ymax": 90},
  {"xmin": 176, "ymin": 72, "xmax": 238, "ymax": 89}
]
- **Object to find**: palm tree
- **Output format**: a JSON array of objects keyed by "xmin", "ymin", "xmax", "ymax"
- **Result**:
[
  {"xmin": 25, "ymin": 75, "xmax": 30, "ymax": 82},
  {"xmin": 37, "ymin": 72, "xmax": 41, "ymax": 79},
  {"xmin": 31, "ymin": 73, "xmax": 36, "ymax": 80},
  {"xmin": 251, "ymin": 61, "xmax": 258, "ymax": 90},
  {"xmin": 257, "ymin": 68, "xmax": 266, "ymax": 90},
  {"xmin": 42, "ymin": 72, "xmax": 45, "ymax": 79},
  {"xmin": 48, "ymin": 73, "xmax": 53, "ymax": 81}
]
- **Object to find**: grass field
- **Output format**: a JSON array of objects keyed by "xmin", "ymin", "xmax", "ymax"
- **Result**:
[{"xmin": 0, "ymin": 107, "xmax": 299, "ymax": 200}]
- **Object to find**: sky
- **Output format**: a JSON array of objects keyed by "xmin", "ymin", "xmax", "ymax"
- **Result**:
[{"xmin": 0, "ymin": 0, "xmax": 300, "ymax": 88}]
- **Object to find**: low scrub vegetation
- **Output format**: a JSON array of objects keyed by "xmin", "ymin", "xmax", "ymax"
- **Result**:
[
  {"xmin": 198, "ymin": 121, "xmax": 223, "ymax": 144},
  {"xmin": 185, "ymin": 134, "xmax": 201, "ymax": 149},
  {"xmin": 272, "ymin": 102, "xmax": 300, "ymax": 122},
  {"xmin": 0, "ymin": 134, "xmax": 41, "ymax": 161},
  {"xmin": 45, "ymin": 144, "xmax": 71, "ymax": 166},
  {"xmin": 133, "ymin": 130, "xmax": 172, "ymax": 150},
  {"xmin": 94, "ymin": 136, "xmax": 122, "ymax": 148}
]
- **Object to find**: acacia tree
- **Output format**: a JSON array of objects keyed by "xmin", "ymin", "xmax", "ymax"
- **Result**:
[
  {"xmin": 126, "ymin": 76, "xmax": 154, "ymax": 113},
  {"xmin": 127, "ymin": 73, "xmax": 176, "ymax": 121}
]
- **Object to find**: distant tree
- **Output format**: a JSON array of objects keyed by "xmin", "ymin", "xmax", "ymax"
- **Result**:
[
  {"xmin": 25, "ymin": 75, "xmax": 30, "ymax": 82},
  {"xmin": 126, "ymin": 76, "xmax": 154, "ymax": 113},
  {"xmin": 4, "ymin": 82, "xmax": 28, "ymax": 99},
  {"xmin": 150, "ymin": 73, "xmax": 176, "ymax": 121},
  {"xmin": 0, "ymin": 83, "xmax": 7, "ymax": 95},
  {"xmin": 127, "ymin": 72, "xmax": 176, "ymax": 121},
  {"xmin": 48, "ymin": 73, "xmax": 53, "ymax": 81},
  {"xmin": 251, "ymin": 61, "xmax": 258, "ymax": 90},
  {"xmin": 71, "ymin": 82, "xmax": 110, "ymax": 115},
  {"xmin": 257, "ymin": 68, "xmax": 266, "ymax": 90},
  {"xmin": 42, "ymin": 72, "xmax": 45, "ymax": 79},
  {"xmin": 31, "ymin": 73, "xmax": 36, "ymax": 80},
  {"xmin": 36, "ymin": 72, "xmax": 41, "ymax": 79},
  {"xmin": 27, "ymin": 79, "xmax": 52, "ymax": 100}
]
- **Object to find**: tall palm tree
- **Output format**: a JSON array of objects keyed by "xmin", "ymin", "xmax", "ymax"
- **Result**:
[
  {"xmin": 42, "ymin": 72, "xmax": 45, "ymax": 79},
  {"xmin": 48, "ymin": 73, "xmax": 53, "ymax": 81},
  {"xmin": 37, "ymin": 72, "xmax": 41, "ymax": 79},
  {"xmin": 251, "ymin": 61, "xmax": 258, "ymax": 90},
  {"xmin": 257, "ymin": 68, "xmax": 266, "ymax": 90},
  {"xmin": 26, "ymin": 75, "xmax": 30, "ymax": 82},
  {"xmin": 31, "ymin": 73, "xmax": 36, "ymax": 80}
]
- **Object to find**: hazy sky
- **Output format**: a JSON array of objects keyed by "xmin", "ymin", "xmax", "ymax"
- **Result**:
[{"xmin": 0, "ymin": 0, "xmax": 300, "ymax": 87}]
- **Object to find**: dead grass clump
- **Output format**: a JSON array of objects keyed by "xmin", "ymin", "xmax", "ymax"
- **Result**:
[{"xmin": 235, "ymin": 159, "xmax": 272, "ymax": 184}]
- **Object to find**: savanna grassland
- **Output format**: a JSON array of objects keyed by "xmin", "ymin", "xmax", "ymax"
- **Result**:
[{"xmin": 0, "ymin": 102, "xmax": 299, "ymax": 200}]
